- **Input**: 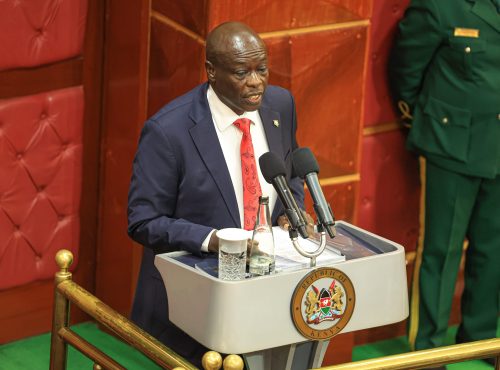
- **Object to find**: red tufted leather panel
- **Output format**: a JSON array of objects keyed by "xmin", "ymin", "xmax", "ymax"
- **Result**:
[
  {"xmin": 0, "ymin": 87, "xmax": 83, "ymax": 289},
  {"xmin": 0, "ymin": 0, "xmax": 87, "ymax": 71},
  {"xmin": 358, "ymin": 131, "xmax": 420, "ymax": 251}
]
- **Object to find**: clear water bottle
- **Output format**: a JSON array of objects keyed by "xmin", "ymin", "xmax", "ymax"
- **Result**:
[{"xmin": 249, "ymin": 196, "xmax": 275, "ymax": 276}]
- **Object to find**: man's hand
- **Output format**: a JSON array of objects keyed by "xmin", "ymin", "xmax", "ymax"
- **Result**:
[
  {"xmin": 302, "ymin": 210, "xmax": 315, "ymax": 236},
  {"xmin": 277, "ymin": 214, "xmax": 290, "ymax": 230},
  {"xmin": 208, "ymin": 233, "xmax": 219, "ymax": 253},
  {"xmin": 278, "ymin": 211, "xmax": 315, "ymax": 236}
]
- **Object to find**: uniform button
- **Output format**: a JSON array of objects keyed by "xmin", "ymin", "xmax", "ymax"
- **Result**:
[
  {"xmin": 497, "ymin": 113, "xmax": 500, "ymax": 120},
  {"xmin": 465, "ymin": 46, "xmax": 471, "ymax": 53},
  {"xmin": 442, "ymin": 117, "xmax": 449, "ymax": 124}
]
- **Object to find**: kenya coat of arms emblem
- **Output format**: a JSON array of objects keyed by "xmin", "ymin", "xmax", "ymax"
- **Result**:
[{"xmin": 291, "ymin": 267, "xmax": 355, "ymax": 340}]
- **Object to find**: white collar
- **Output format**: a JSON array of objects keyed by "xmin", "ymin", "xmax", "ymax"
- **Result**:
[{"xmin": 207, "ymin": 85, "xmax": 259, "ymax": 131}]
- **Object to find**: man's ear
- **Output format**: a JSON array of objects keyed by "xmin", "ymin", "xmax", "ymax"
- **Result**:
[{"xmin": 205, "ymin": 60, "xmax": 216, "ymax": 83}]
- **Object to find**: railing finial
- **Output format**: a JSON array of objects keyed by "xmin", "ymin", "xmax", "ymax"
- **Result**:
[
  {"xmin": 55, "ymin": 249, "xmax": 73, "ymax": 273},
  {"xmin": 222, "ymin": 354, "xmax": 244, "ymax": 370},
  {"xmin": 201, "ymin": 351, "xmax": 223, "ymax": 370}
]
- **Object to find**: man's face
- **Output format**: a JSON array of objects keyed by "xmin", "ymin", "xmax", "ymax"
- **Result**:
[{"xmin": 207, "ymin": 36, "xmax": 269, "ymax": 115}]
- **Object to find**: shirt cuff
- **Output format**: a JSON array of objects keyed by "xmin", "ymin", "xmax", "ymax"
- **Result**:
[{"xmin": 201, "ymin": 229, "xmax": 217, "ymax": 252}]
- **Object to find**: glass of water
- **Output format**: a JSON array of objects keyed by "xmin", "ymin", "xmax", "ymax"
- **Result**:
[{"xmin": 216, "ymin": 228, "xmax": 248, "ymax": 281}]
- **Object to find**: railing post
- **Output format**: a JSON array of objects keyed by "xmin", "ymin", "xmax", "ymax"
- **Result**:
[{"xmin": 49, "ymin": 249, "xmax": 74, "ymax": 370}]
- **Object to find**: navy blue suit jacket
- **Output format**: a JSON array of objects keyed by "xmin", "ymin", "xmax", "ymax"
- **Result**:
[{"xmin": 127, "ymin": 82, "xmax": 304, "ymax": 363}]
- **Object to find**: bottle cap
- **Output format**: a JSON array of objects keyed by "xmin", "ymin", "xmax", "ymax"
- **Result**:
[{"xmin": 259, "ymin": 195, "xmax": 269, "ymax": 204}]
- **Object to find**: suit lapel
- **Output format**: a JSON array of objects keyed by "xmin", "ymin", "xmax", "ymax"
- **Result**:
[
  {"xmin": 471, "ymin": 0, "xmax": 500, "ymax": 33},
  {"xmin": 259, "ymin": 104, "xmax": 288, "ymax": 222},
  {"xmin": 189, "ymin": 85, "xmax": 240, "ymax": 227},
  {"xmin": 259, "ymin": 105, "xmax": 284, "ymax": 158}
]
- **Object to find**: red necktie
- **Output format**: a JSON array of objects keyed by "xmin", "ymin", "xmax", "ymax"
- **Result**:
[{"xmin": 233, "ymin": 118, "xmax": 262, "ymax": 230}]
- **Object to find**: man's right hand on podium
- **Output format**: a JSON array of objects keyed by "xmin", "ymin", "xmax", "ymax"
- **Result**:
[{"xmin": 208, "ymin": 233, "xmax": 220, "ymax": 253}]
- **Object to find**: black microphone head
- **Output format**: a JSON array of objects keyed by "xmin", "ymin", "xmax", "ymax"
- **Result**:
[
  {"xmin": 292, "ymin": 147, "xmax": 319, "ymax": 178},
  {"xmin": 259, "ymin": 152, "xmax": 286, "ymax": 184}
]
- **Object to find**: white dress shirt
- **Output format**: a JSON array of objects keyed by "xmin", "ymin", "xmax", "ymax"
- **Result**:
[{"xmin": 201, "ymin": 85, "xmax": 278, "ymax": 250}]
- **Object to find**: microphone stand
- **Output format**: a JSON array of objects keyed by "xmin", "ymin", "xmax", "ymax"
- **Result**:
[{"xmin": 288, "ymin": 224, "xmax": 327, "ymax": 268}]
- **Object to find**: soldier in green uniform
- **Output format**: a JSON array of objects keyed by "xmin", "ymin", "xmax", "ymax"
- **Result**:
[{"xmin": 389, "ymin": 0, "xmax": 500, "ymax": 368}]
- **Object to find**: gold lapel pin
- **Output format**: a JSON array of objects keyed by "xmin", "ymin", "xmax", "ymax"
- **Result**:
[{"xmin": 273, "ymin": 119, "xmax": 279, "ymax": 127}]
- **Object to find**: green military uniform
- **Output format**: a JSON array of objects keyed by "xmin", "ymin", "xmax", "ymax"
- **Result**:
[{"xmin": 389, "ymin": 0, "xmax": 500, "ymax": 351}]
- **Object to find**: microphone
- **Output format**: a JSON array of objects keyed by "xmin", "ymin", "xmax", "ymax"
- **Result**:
[
  {"xmin": 292, "ymin": 147, "xmax": 336, "ymax": 238},
  {"xmin": 259, "ymin": 152, "xmax": 309, "ymax": 239}
]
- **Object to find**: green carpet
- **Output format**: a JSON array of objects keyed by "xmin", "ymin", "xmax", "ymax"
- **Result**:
[
  {"xmin": 0, "ymin": 321, "xmax": 497, "ymax": 369},
  {"xmin": 0, "ymin": 322, "xmax": 161, "ymax": 370}
]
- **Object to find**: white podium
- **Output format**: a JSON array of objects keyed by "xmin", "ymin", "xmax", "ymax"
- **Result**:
[{"xmin": 155, "ymin": 221, "xmax": 409, "ymax": 369}]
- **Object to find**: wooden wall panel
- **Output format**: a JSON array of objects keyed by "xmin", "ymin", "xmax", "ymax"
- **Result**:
[
  {"xmin": 0, "ymin": 59, "xmax": 83, "ymax": 99},
  {"xmin": 148, "ymin": 17, "xmax": 205, "ymax": 115},
  {"xmin": 292, "ymin": 27, "xmax": 367, "ymax": 178},
  {"xmin": 95, "ymin": 0, "xmax": 151, "ymax": 317},
  {"xmin": 0, "ymin": 281, "xmax": 54, "ymax": 343},
  {"xmin": 265, "ymin": 38, "xmax": 292, "ymax": 90},
  {"xmin": 358, "ymin": 0, "xmax": 414, "ymax": 246},
  {"xmin": 152, "ymin": 0, "xmax": 208, "ymax": 37},
  {"xmin": 207, "ymin": 0, "xmax": 371, "ymax": 31},
  {"xmin": 358, "ymin": 130, "xmax": 419, "ymax": 252},
  {"xmin": 364, "ymin": 0, "xmax": 408, "ymax": 126},
  {"xmin": 355, "ymin": 0, "xmax": 416, "ymax": 348},
  {"xmin": 305, "ymin": 182, "xmax": 358, "ymax": 224}
]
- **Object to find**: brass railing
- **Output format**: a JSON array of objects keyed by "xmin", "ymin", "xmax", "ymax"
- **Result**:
[
  {"xmin": 49, "ymin": 249, "xmax": 244, "ymax": 370},
  {"xmin": 49, "ymin": 249, "xmax": 499, "ymax": 370},
  {"xmin": 316, "ymin": 338, "xmax": 500, "ymax": 370}
]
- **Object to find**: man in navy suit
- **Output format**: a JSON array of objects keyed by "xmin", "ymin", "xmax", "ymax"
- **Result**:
[{"xmin": 127, "ymin": 22, "xmax": 306, "ymax": 366}]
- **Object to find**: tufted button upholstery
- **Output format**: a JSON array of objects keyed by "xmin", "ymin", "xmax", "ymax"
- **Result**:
[
  {"xmin": 0, "ymin": 87, "xmax": 83, "ymax": 289},
  {"xmin": 0, "ymin": 0, "xmax": 87, "ymax": 71}
]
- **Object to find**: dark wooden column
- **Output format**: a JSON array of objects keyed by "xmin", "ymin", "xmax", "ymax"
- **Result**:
[{"xmin": 95, "ymin": 0, "xmax": 152, "ymax": 316}]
